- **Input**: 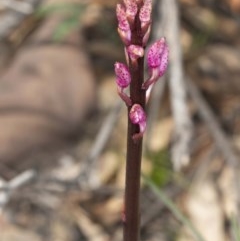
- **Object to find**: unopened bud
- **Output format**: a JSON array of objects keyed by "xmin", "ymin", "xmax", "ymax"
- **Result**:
[
  {"xmin": 143, "ymin": 37, "xmax": 169, "ymax": 89},
  {"xmin": 114, "ymin": 62, "xmax": 132, "ymax": 106},
  {"xmin": 123, "ymin": 0, "xmax": 138, "ymax": 24},
  {"xmin": 127, "ymin": 45, "xmax": 144, "ymax": 63},
  {"xmin": 139, "ymin": 0, "xmax": 152, "ymax": 31},
  {"xmin": 114, "ymin": 62, "xmax": 131, "ymax": 88},
  {"xmin": 129, "ymin": 104, "xmax": 146, "ymax": 140},
  {"xmin": 116, "ymin": 4, "xmax": 131, "ymax": 45}
]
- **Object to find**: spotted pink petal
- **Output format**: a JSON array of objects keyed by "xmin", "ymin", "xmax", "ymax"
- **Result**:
[
  {"xmin": 147, "ymin": 37, "xmax": 168, "ymax": 68},
  {"xmin": 116, "ymin": 4, "xmax": 129, "ymax": 31},
  {"xmin": 123, "ymin": 0, "xmax": 138, "ymax": 23},
  {"xmin": 114, "ymin": 62, "xmax": 131, "ymax": 88},
  {"xmin": 139, "ymin": 0, "xmax": 152, "ymax": 29},
  {"xmin": 142, "ymin": 37, "xmax": 169, "ymax": 90},
  {"xmin": 148, "ymin": 38, "xmax": 169, "ymax": 77},
  {"xmin": 116, "ymin": 4, "xmax": 131, "ymax": 44},
  {"xmin": 129, "ymin": 104, "xmax": 147, "ymax": 140},
  {"xmin": 129, "ymin": 104, "xmax": 146, "ymax": 124},
  {"xmin": 157, "ymin": 42, "xmax": 169, "ymax": 77},
  {"xmin": 127, "ymin": 45, "xmax": 144, "ymax": 62}
]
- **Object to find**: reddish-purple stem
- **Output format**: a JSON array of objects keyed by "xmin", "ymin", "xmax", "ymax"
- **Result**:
[{"xmin": 124, "ymin": 9, "xmax": 146, "ymax": 241}]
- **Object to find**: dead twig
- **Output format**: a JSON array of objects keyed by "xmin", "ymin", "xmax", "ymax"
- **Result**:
[
  {"xmin": 187, "ymin": 78, "xmax": 239, "ymax": 168},
  {"xmin": 0, "ymin": 0, "xmax": 41, "ymax": 39},
  {"xmin": 78, "ymin": 100, "xmax": 123, "ymax": 188},
  {"xmin": 0, "ymin": 169, "xmax": 36, "ymax": 211},
  {"xmin": 74, "ymin": 206, "xmax": 109, "ymax": 241},
  {"xmin": 1, "ymin": 0, "xmax": 34, "ymax": 14},
  {"xmin": 160, "ymin": 0, "xmax": 193, "ymax": 171}
]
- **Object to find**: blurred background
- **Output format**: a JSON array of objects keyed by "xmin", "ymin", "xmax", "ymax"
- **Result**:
[{"xmin": 0, "ymin": 0, "xmax": 240, "ymax": 240}]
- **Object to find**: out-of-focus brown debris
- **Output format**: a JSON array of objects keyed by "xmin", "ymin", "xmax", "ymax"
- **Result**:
[
  {"xmin": 229, "ymin": 0, "xmax": 240, "ymax": 12},
  {"xmin": 0, "ymin": 2, "xmax": 96, "ymax": 173}
]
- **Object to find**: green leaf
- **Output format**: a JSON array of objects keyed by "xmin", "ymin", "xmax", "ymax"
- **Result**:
[
  {"xmin": 231, "ymin": 215, "xmax": 240, "ymax": 241},
  {"xmin": 52, "ymin": 15, "xmax": 79, "ymax": 41},
  {"xmin": 146, "ymin": 149, "xmax": 172, "ymax": 186},
  {"xmin": 36, "ymin": 3, "xmax": 85, "ymax": 18},
  {"xmin": 35, "ymin": 3, "xmax": 86, "ymax": 41}
]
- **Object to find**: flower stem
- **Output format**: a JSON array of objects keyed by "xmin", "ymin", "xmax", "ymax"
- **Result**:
[{"xmin": 124, "ymin": 15, "xmax": 145, "ymax": 241}]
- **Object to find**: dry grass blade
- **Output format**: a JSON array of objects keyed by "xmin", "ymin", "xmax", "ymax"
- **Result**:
[{"xmin": 187, "ymin": 77, "xmax": 240, "ymax": 218}]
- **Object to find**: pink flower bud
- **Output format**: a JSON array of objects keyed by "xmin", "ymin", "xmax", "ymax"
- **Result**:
[
  {"xmin": 147, "ymin": 37, "xmax": 168, "ymax": 69},
  {"xmin": 139, "ymin": 0, "xmax": 152, "ymax": 31},
  {"xmin": 116, "ymin": 4, "xmax": 131, "ymax": 45},
  {"xmin": 127, "ymin": 45, "xmax": 144, "ymax": 62},
  {"xmin": 129, "ymin": 104, "xmax": 146, "ymax": 124},
  {"xmin": 143, "ymin": 37, "xmax": 169, "ymax": 90},
  {"xmin": 114, "ymin": 62, "xmax": 132, "ymax": 106},
  {"xmin": 129, "ymin": 104, "xmax": 146, "ymax": 140},
  {"xmin": 116, "ymin": 4, "xmax": 129, "ymax": 32},
  {"xmin": 123, "ymin": 0, "xmax": 138, "ymax": 24},
  {"xmin": 114, "ymin": 62, "xmax": 131, "ymax": 88}
]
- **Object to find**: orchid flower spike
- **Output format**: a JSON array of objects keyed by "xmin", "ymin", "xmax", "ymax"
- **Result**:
[
  {"xmin": 142, "ymin": 37, "xmax": 169, "ymax": 90},
  {"xmin": 114, "ymin": 62, "xmax": 132, "ymax": 106},
  {"xmin": 129, "ymin": 104, "xmax": 146, "ymax": 141}
]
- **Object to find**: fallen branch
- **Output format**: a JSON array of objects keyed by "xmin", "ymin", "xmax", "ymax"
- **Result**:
[{"xmin": 160, "ymin": 0, "xmax": 193, "ymax": 170}]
